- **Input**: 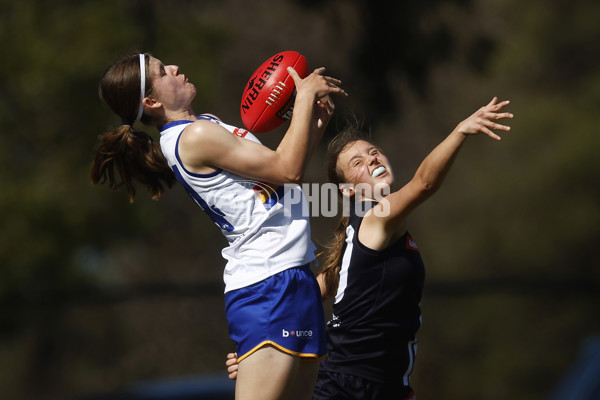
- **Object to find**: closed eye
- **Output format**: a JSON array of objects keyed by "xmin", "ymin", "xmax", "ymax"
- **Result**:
[{"xmin": 157, "ymin": 62, "xmax": 166, "ymax": 77}]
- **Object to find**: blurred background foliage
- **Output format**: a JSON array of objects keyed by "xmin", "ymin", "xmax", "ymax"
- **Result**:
[{"xmin": 0, "ymin": 0, "xmax": 599, "ymax": 399}]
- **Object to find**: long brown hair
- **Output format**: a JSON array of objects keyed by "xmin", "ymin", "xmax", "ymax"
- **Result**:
[
  {"xmin": 319, "ymin": 125, "xmax": 370, "ymax": 299},
  {"xmin": 91, "ymin": 53, "xmax": 175, "ymax": 202}
]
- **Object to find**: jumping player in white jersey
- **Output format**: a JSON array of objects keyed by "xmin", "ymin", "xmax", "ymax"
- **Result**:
[
  {"xmin": 227, "ymin": 97, "xmax": 513, "ymax": 399},
  {"xmin": 91, "ymin": 52, "xmax": 347, "ymax": 400}
]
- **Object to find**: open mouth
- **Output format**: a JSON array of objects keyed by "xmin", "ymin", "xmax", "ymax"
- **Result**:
[{"xmin": 372, "ymin": 166, "xmax": 387, "ymax": 178}]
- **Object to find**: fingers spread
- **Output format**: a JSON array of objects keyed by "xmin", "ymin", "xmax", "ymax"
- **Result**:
[
  {"xmin": 486, "ymin": 96, "xmax": 499, "ymax": 106},
  {"xmin": 490, "ymin": 111, "xmax": 514, "ymax": 120},
  {"xmin": 487, "ymin": 99, "xmax": 510, "ymax": 112},
  {"xmin": 482, "ymin": 126, "xmax": 502, "ymax": 141}
]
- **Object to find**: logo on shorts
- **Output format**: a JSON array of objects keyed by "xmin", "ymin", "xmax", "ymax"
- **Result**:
[{"xmin": 282, "ymin": 329, "xmax": 313, "ymax": 338}]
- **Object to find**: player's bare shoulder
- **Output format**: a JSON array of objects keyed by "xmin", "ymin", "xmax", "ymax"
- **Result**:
[
  {"xmin": 178, "ymin": 118, "xmax": 231, "ymax": 173},
  {"xmin": 182, "ymin": 117, "xmax": 229, "ymax": 145}
]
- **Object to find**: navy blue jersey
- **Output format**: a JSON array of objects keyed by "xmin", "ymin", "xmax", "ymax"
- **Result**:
[{"xmin": 320, "ymin": 201, "xmax": 425, "ymax": 385}]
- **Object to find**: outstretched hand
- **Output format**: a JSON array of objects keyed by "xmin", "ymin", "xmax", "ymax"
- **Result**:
[
  {"xmin": 456, "ymin": 97, "xmax": 513, "ymax": 141},
  {"xmin": 288, "ymin": 66, "xmax": 347, "ymax": 131},
  {"xmin": 288, "ymin": 66, "xmax": 347, "ymax": 109}
]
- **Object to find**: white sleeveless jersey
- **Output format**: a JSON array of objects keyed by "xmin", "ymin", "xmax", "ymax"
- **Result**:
[{"xmin": 159, "ymin": 115, "xmax": 316, "ymax": 292}]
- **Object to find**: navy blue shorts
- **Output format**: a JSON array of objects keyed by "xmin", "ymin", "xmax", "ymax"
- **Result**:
[
  {"xmin": 313, "ymin": 368, "xmax": 416, "ymax": 400},
  {"xmin": 225, "ymin": 265, "xmax": 327, "ymax": 362}
]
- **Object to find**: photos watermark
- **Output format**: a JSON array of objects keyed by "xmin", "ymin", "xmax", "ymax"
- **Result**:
[
  {"xmin": 284, "ymin": 182, "xmax": 391, "ymax": 218},
  {"xmin": 198, "ymin": 181, "xmax": 392, "ymax": 226}
]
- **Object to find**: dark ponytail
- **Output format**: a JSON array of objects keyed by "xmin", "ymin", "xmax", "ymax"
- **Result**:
[
  {"xmin": 91, "ymin": 125, "xmax": 175, "ymax": 202},
  {"xmin": 319, "ymin": 215, "xmax": 349, "ymax": 299},
  {"xmin": 91, "ymin": 52, "xmax": 175, "ymax": 202}
]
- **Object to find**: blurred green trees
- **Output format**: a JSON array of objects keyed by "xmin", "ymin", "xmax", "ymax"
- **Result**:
[{"xmin": 0, "ymin": 0, "xmax": 598, "ymax": 399}]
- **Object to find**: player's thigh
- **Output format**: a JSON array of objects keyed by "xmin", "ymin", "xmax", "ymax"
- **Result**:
[
  {"xmin": 288, "ymin": 359, "xmax": 320, "ymax": 400},
  {"xmin": 235, "ymin": 345, "xmax": 300, "ymax": 400}
]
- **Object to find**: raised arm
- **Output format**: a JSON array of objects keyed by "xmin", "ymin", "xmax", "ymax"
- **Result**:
[
  {"xmin": 359, "ymin": 97, "xmax": 513, "ymax": 250},
  {"xmin": 178, "ymin": 67, "xmax": 345, "ymax": 185}
]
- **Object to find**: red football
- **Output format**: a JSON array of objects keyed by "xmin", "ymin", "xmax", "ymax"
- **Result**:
[{"xmin": 240, "ymin": 51, "xmax": 309, "ymax": 133}]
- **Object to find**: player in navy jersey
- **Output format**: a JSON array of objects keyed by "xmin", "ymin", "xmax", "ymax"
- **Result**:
[
  {"xmin": 91, "ymin": 52, "xmax": 346, "ymax": 400},
  {"xmin": 312, "ymin": 97, "xmax": 513, "ymax": 399},
  {"xmin": 227, "ymin": 97, "xmax": 513, "ymax": 400}
]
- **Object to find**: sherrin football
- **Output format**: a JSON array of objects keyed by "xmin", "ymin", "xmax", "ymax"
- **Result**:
[{"xmin": 240, "ymin": 51, "xmax": 309, "ymax": 133}]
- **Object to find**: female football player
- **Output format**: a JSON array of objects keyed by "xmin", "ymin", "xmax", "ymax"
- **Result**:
[
  {"xmin": 227, "ymin": 97, "xmax": 513, "ymax": 399},
  {"xmin": 91, "ymin": 52, "xmax": 347, "ymax": 400}
]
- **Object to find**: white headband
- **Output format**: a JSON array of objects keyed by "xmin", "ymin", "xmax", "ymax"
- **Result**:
[{"xmin": 135, "ymin": 53, "xmax": 146, "ymax": 121}]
